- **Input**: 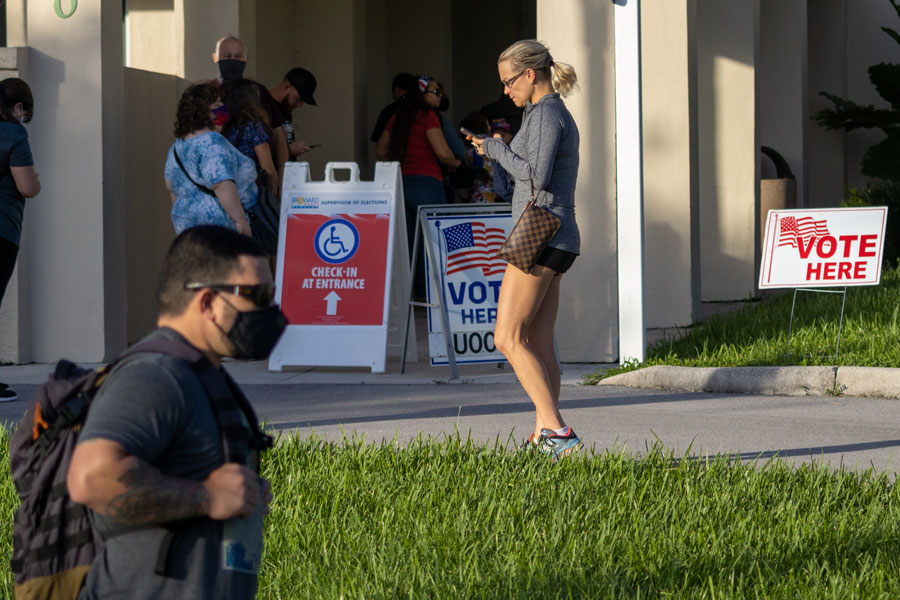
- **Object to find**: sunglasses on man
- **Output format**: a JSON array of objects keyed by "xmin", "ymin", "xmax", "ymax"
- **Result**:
[{"xmin": 185, "ymin": 282, "xmax": 276, "ymax": 308}]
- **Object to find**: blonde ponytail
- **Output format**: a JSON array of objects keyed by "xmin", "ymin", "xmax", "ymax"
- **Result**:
[
  {"xmin": 498, "ymin": 40, "xmax": 579, "ymax": 97},
  {"xmin": 549, "ymin": 61, "xmax": 578, "ymax": 98}
]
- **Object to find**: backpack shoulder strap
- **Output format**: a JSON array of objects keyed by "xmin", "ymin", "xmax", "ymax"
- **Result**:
[{"xmin": 120, "ymin": 334, "xmax": 271, "ymax": 455}]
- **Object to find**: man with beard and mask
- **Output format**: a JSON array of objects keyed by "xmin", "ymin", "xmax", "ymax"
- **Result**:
[
  {"xmin": 268, "ymin": 67, "xmax": 318, "ymax": 177},
  {"xmin": 212, "ymin": 35, "xmax": 288, "ymax": 183},
  {"xmin": 68, "ymin": 225, "xmax": 286, "ymax": 600}
]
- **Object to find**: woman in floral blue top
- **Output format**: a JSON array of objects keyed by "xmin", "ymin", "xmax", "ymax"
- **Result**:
[
  {"xmin": 164, "ymin": 82, "xmax": 257, "ymax": 235},
  {"xmin": 221, "ymin": 79, "xmax": 278, "ymax": 196}
]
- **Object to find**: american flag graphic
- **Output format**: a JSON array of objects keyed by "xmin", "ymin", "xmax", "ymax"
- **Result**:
[
  {"xmin": 442, "ymin": 221, "xmax": 507, "ymax": 277},
  {"xmin": 778, "ymin": 216, "xmax": 830, "ymax": 248}
]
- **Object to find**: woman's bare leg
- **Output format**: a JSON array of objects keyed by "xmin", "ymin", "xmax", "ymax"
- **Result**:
[
  {"xmin": 527, "ymin": 274, "xmax": 561, "ymax": 407},
  {"xmin": 494, "ymin": 264, "xmax": 565, "ymax": 440}
]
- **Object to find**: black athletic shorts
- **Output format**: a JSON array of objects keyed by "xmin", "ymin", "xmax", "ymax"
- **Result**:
[{"xmin": 535, "ymin": 246, "xmax": 577, "ymax": 275}]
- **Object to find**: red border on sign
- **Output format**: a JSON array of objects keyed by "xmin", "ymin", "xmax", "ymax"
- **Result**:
[
  {"xmin": 759, "ymin": 207, "xmax": 888, "ymax": 288},
  {"xmin": 280, "ymin": 213, "xmax": 390, "ymax": 325}
]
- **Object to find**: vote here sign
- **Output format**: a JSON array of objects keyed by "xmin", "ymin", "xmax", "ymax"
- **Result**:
[
  {"xmin": 759, "ymin": 207, "xmax": 888, "ymax": 289},
  {"xmin": 425, "ymin": 213, "xmax": 512, "ymax": 365},
  {"xmin": 280, "ymin": 193, "xmax": 392, "ymax": 325}
]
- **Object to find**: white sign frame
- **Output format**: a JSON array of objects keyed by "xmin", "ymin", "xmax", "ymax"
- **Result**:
[
  {"xmin": 759, "ymin": 207, "xmax": 888, "ymax": 289},
  {"xmin": 268, "ymin": 162, "xmax": 415, "ymax": 373}
]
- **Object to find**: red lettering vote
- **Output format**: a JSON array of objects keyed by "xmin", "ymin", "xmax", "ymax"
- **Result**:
[{"xmin": 798, "ymin": 234, "xmax": 879, "ymax": 259}]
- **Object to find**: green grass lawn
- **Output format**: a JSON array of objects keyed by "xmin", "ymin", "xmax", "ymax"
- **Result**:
[
  {"xmin": 4, "ymin": 430, "xmax": 900, "ymax": 599},
  {"xmin": 586, "ymin": 262, "xmax": 900, "ymax": 384}
]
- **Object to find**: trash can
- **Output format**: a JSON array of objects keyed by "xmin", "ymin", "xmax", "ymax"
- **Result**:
[{"xmin": 760, "ymin": 145, "xmax": 797, "ymax": 248}]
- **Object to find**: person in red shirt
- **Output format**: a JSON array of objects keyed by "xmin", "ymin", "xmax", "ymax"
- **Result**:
[{"xmin": 376, "ymin": 75, "xmax": 460, "ymax": 297}]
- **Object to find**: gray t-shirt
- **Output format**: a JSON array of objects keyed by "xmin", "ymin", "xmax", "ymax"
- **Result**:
[
  {"xmin": 0, "ymin": 121, "xmax": 33, "ymax": 247},
  {"xmin": 77, "ymin": 328, "xmax": 261, "ymax": 600}
]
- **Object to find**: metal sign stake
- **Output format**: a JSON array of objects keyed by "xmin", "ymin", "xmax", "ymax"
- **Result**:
[{"xmin": 786, "ymin": 286, "xmax": 848, "ymax": 360}]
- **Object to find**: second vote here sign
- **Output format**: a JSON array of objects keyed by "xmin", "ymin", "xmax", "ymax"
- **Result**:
[{"xmin": 758, "ymin": 207, "xmax": 888, "ymax": 289}]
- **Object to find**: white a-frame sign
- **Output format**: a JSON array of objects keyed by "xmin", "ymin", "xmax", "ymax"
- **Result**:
[{"xmin": 268, "ymin": 162, "xmax": 415, "ymax": 373}]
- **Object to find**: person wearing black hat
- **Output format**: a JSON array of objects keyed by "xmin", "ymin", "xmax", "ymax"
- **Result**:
[{"xmin": 269, "ymin": 67, "xmax": 318, "ymax": 175}]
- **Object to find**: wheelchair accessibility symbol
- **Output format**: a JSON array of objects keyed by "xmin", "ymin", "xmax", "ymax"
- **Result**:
[{"xmin": 314, "ymin": 218, "xmax": 360, "ymax": 264}]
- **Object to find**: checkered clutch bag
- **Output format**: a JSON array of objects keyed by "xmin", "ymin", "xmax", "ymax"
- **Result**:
[{"xmin": 497, "ymin": 181, "xmax": 561, "ymax": 274}]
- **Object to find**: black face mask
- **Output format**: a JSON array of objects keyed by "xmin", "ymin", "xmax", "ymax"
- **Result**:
[
  {"xmin": 223, "ymin": 304, "xmax": 287, "ymax": 360},
  {"xmin": 218, "ymin": 59, "xmax": 247, "ymax": 82}
]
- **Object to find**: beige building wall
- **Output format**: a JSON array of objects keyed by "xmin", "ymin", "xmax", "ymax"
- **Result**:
[
  {"xmin": 641, "ymin": 0, "xmax": 700, "ymax": 334},
  {"xmin": 697, "ymin": 0, "xmax": 760, "ymax": 302},
  {"xmin": 293, "ymin": 0, "xmax": 368, "ymax": 180},
  {"xmin": 3, "ymin": 1, "xmax": 129, "ymax": 362},
  {"xmin": 4, "ymin": 0, "xmax": 26, "ymax": 47},
  {"xmin": 538, "ymin": 0, "xmax": 617, "ymax": 361},
  {"xmin": 123, "ymin": 70, "xmax": 180, "ymax": 342},
  {"xmin": 124, "ymin": 1, "xmax": 179, "ymax": 76},
  {"xmin": 806, "ymin": 0, "xmax": 846, "ymax": 209},
  {"xmin": 759, "ymin": 0, "xmax": 807, "ymax": 206}
]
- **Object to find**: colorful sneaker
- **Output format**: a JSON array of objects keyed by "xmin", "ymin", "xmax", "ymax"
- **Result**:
[
  {"xmin": 517, "ymin": 433, "xmax": 542, "ymax": 453},
  {"xmin": 539, "ymin": 428, "xmax": 582, "ymax": 462},
  {"xmin": 0, "ymin": 387, "xmax": 18, "ymax": 402}
]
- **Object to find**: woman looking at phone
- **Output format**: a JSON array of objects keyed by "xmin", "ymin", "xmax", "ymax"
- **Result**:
[
  {"xmin": 467, "ymin": 40, "xmax": 582, "ymax": 460},
  {"xmin": 375, "ymin": 75, "xmax": 461, "ymax": 297}
]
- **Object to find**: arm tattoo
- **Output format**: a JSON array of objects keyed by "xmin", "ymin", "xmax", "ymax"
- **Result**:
[{"xmin": 105, "ymin": 463, "xmax": 210, "ymax": 525}]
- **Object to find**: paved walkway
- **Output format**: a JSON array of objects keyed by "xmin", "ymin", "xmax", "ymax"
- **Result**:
[{"xmin": 2, "ymin": 358, "xmax": 899, "ymax": 474}]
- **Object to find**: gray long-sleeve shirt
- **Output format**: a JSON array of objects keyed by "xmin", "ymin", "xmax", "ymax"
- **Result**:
[{"xmin": 481, "ymin": 93, "xmax": 580, "ymax": 254}]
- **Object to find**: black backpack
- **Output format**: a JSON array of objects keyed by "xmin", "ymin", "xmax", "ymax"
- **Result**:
[{"xmin": 8, "ymin": 337, "xmax": 271, "ymax": 600}]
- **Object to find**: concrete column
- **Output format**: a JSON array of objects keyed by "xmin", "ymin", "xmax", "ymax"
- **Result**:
[
  {"xmin": 641, "ymin": 0, "xmax": 700, "ymax": 339},
  {"xmin": 697, "ymin": 0, "xmax": 760, "ymax": 301},
  {"xmin": 13, "ymin": 1, "xmax": 127, "ymax": 361},
  {"xmin": 759, "ymin": 0, "xmax": 808, "ymax": 207},
  {"xmin": 538, "ymin": 0, "xmax": 617, "ymax": 361},
  {"xmin": 5, "ymin": 0, "xmax": 26, "ymax": 46}
]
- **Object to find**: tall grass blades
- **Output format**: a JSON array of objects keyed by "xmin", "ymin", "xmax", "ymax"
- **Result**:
[
  {"xmin": 3, "ymin": 429, "xmax": 900, "ymax": 599},
  {"xmin": 256, "ymin": 434, "xmax": 900, "ymax": 599}
]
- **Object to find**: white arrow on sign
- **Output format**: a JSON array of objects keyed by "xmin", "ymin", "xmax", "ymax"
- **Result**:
[{"xmin": 324, "ymin": 291, "xmax": 342, "ymax": 315}]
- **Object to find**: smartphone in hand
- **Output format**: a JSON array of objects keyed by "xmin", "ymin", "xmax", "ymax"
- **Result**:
[{"xmin": 459, "ymin": 127, "xmax": 486, "ymax": 139}]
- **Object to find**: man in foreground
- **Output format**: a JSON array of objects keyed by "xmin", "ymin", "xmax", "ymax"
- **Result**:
[{"xmin": 67, "ymin": 225, "xmax": 286, "ymax": 598}]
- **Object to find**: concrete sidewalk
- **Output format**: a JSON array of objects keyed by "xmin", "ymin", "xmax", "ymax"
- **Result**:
[
  {"xmin": 601, "ymin": 365, "xmax": 900, "ymax": 399},
  {"xmin": 0, "ymin": 356, "xmax": 602, "ymax": 387},
  {"xmin": 5, "ymin": 358, "xmax": 900, "ymax": 399}
]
